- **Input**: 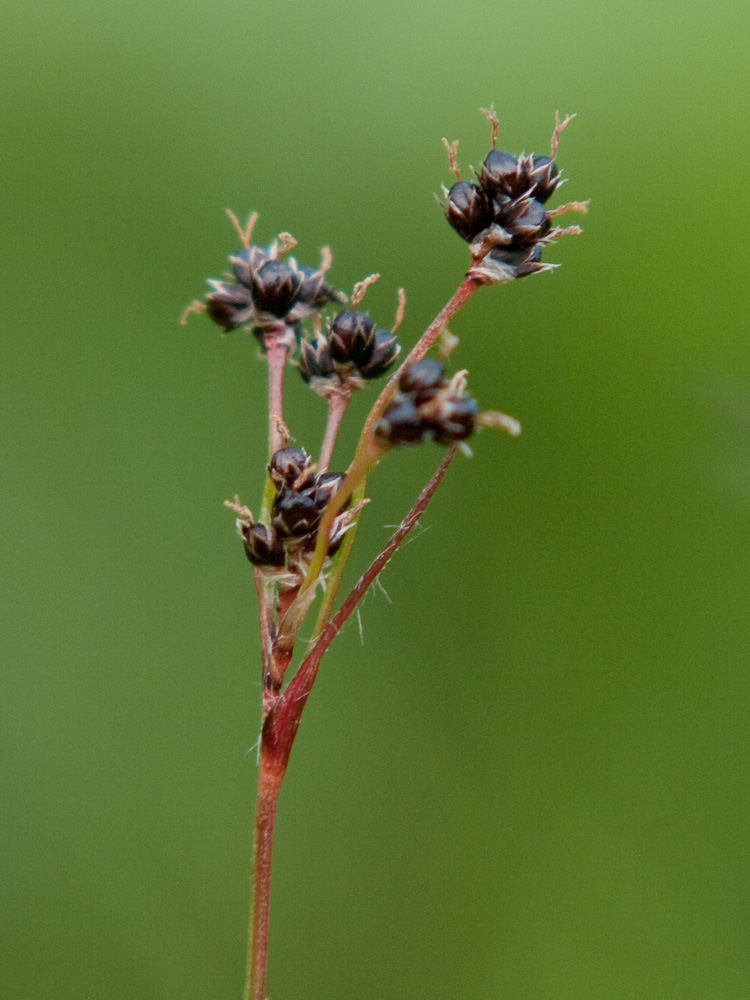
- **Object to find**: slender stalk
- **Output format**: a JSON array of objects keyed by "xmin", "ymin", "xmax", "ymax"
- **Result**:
[
  {"xmin": 318, "ymin": 391, "xmax": 350, "ymax": 473},
  {"xmin": 265, "ymin": 339, "xmax": 288, "ymax": 459},
  {"xmin": 260, "ymin": 331, "xmax": 291, "ymax": 524},
  {"xmin": 245, "ymin": 448, "xmax": 456, "ymax": 1000},
  {"xmin": 245, "ymin": 741, "xmax": 285, "ymax": 1000},
  {"xmin": 252, "ymin": 568, "xmax": 280, "ymax": 718}
]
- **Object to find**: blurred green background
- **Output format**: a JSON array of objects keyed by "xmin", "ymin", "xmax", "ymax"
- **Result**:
[{"xmin": 2, "ymin": 1, "xmax": 749, "ymax": 997}]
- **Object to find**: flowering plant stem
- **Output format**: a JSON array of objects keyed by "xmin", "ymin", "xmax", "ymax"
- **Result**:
[
  {"xmin": 298, "ymin": 274, "xmax": 483, "ymax": 598},
  {"xmin": 247, "ymin": 753, "xmax": 284, "ymax": 1000},
  {"xmin": 244, "ymin": 275, "xmax": 482, "ymax": 1000},
  {"xmin": 187, "ymin": 108, "xmax": 584, "ymax": 1000},
  {"xmin": 265, "ymin": 337, "xmax": 289, "ymax": 457},
  {"xmin": 246, "ymin": 446, "xmax": 457, "ymax": 1000}
]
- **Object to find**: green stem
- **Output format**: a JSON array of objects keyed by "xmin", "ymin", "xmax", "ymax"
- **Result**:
[
  {"xmin": 311, "ymin": 482, "xmax": 365, "ymax": 640},
  {"xmin": 306, "ymin": 440, "xmax": 384, "ymax": 581}
]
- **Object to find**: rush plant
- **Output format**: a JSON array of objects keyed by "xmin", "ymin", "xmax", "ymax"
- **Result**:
[{"xmin": 183, "ymin": 105, "xmax": 587, "ymax": 1000}]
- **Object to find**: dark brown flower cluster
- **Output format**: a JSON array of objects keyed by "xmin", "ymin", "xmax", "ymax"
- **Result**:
[
  {"xmin": 442, "ymin": 113, "xmax": 585, "ymax": 284},
  {"xmin": 205, "ymin": 238, "xmax": 345, "ymax": 348},
  {"xmin": 298, "ymin": 308, "xmax": 401, "ymax": 397},
  {"xmin": 375, "ymin": 359, "xmax": 479, "ymax": 447},
  {"xmin": 236, "ymin": 448, "xmax": 358, "ymax": 581},
  {"xmin": 443, "ymin": 149, "xmax": 561, "ymax": 283}
]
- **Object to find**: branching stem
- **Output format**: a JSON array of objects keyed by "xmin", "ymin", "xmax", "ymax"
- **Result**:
[
  {"xmin": 245, "ymin": 447, "xmax": 456, "ymax": 1000},
  {"xmin": 246, "ymin": 278, "xmax": 479, "ymax": 1000},
  {"xmin": 361, "ymin": 274, "xmax": 482, "ymax": 442},
  {"xmin": 275, "ymin": 446, "xmax": 457, "ymax": 740},
  {"xmin": 295, "ymin": 274, "xmax": 482, "ymax": 602}
]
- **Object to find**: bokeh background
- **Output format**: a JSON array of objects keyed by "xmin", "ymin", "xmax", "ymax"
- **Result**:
[{"xmin": 3, "ymin": 1, "xmax": 749, "ymax": 998}]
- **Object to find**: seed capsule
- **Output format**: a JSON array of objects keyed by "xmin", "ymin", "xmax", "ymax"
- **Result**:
[
  {"xmin": 526, "ymin": 155, "xmax": 560, "ymax": 204},
  {"xmin": 329, "ymin": 310, "xmax": 376, "ymax": 367},
  {"xmin": 205, "ymin": 281, "xmax": 254, "ymax": 331},
  {"xmin": 477, "ymin": 149, "xmax": 521, "ymax": 197},
  {"xmin": 359, "ymin": 329, "xmax": 401, "ymax": 380},
  {"xmin": 268, "ymin": 447, "xmax": 315, "ymax": 490},
  {"xmin": 299, "ymin": 338, "xmax": 335, "ymax": 383},
  {"xmin": 272, "ymin": 488, "xmax": 321, "ymax": 538},
  {"xmin": 295, "ymin": 266, "xmax": 347, "ymax": 312},
  {"xmin": 504, "ymin": 197, "xmax": 551, "ymax": 243},
  {"xmin": 430, "ymin": 397, "xmax": 479, "ymax": 444},
  {"xmin": 398, "ymin": 359, "xmax": 445, "ymax": 397},
  {"xmin": 251, "ymin": 260, "xmax": 302, "ymax": 317},
  {"xmin": 313, "ymin": 472, "xmax": 345, "ymax": 508},
  {"xmin": 444, "ymin": 181, "xmax": 493, "ymax": 242},
  {"xmin": 241, "ymin": 523, "xmax": 285, "ymax": 567},
  {"xmin": 479, "ymin": 244, "xmax": 550, "ymax": 282},
  {"xmin": 375, "ymin": 398, "xmax": 427, "ymax": 445}
]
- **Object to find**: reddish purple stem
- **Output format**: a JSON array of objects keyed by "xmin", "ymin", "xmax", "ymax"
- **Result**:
[
  {"xmin": 269, "ymin": 446, "xmax": 457, "ymax": 756},
  {"xmin": 264, "ymin": 336, "xmax": 288, "ymax": 457},
  {"xmin": 319, "ymin": 391, "xmax": 350, "ymax": 473}
]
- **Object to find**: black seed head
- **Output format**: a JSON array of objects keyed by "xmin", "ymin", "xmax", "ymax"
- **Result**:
[
  {"xmin": 329, "ymin": 310, "xmax": 376, "ymax": 367},
  {"xmin": 513, "ymin": 243, "xmax": 547, "ymax": 276},
  {"xmin": 241, "ymin": 523, "xmax": 285, "ymax": 567},
  {"xmin": 398, "ymin": 359, "xmax": 446, "ymax": 398},
  {"xmin": 205, "ymin": 281, "xmax": 254, "ymax": 331},
  {"xmin": 360, "ymin": 329, "xmax": 401, "ymax": 380},
  {"xmin": 526, "ymin": 155, "xmax": 560, "ymax": 204},
  {"xmin": 251, "ymin": 260, "xmax": 302, "ymax": 317},
  {"xmin": 444, "ymin": 181, "xmax": 493, "ymax": 242},
  {"xmin": 272, "ymin": 488, "xmax": 322, "ymax": 538},
  {"xmin": 229, "ymin": 247, "xmax": 253, "ymax": 286},
  {"xmin": 430, "ymin": 397, "xmax": 479, "ymax": 444},
  {"xmin": 268, "ymin": 447, "xmax": 315, "ymax": 490},
  {"xmin": 313, "ymin": 471, "xmax": 345, "ymax": 508},
  {"xmin": 483, "ymin": 244, "xmax": 548, "ymax": 281},
  {"xmin": 229, "ymin": 245, "xmax": 273, "ymax": 287},
  {"xmin": 299, "ymin": 338, "xmax": 335, "ymax": 384},
  {"xmin": 477, "ymin": 149, "xmax": 521, "ymax": 197},
  {"xmin": 505, "ymin": 198, "xmax": 550, "ymax": 243},
  {"xmin": 375, "ymin": 398, "xmax": 428, "ymax": 446},
  {"xmin": 295, "ymin": 266, "xmax": 347, "ymax": 310}
]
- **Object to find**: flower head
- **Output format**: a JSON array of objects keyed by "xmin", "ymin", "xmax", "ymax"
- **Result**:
[
  {"xmin": 441, "ymin": 110, "xmax": 588, "ymax": 284},
  {"xmin": 198, "ymin": 218, "xmax": 345, "ymax": 339},
  {"xmin": 297, "ymin": 307, "xmax": 401, "ymax": 398},
  {"xmin": 375, "ymin": 360, "xmax": 479, "ymax": 447}
]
